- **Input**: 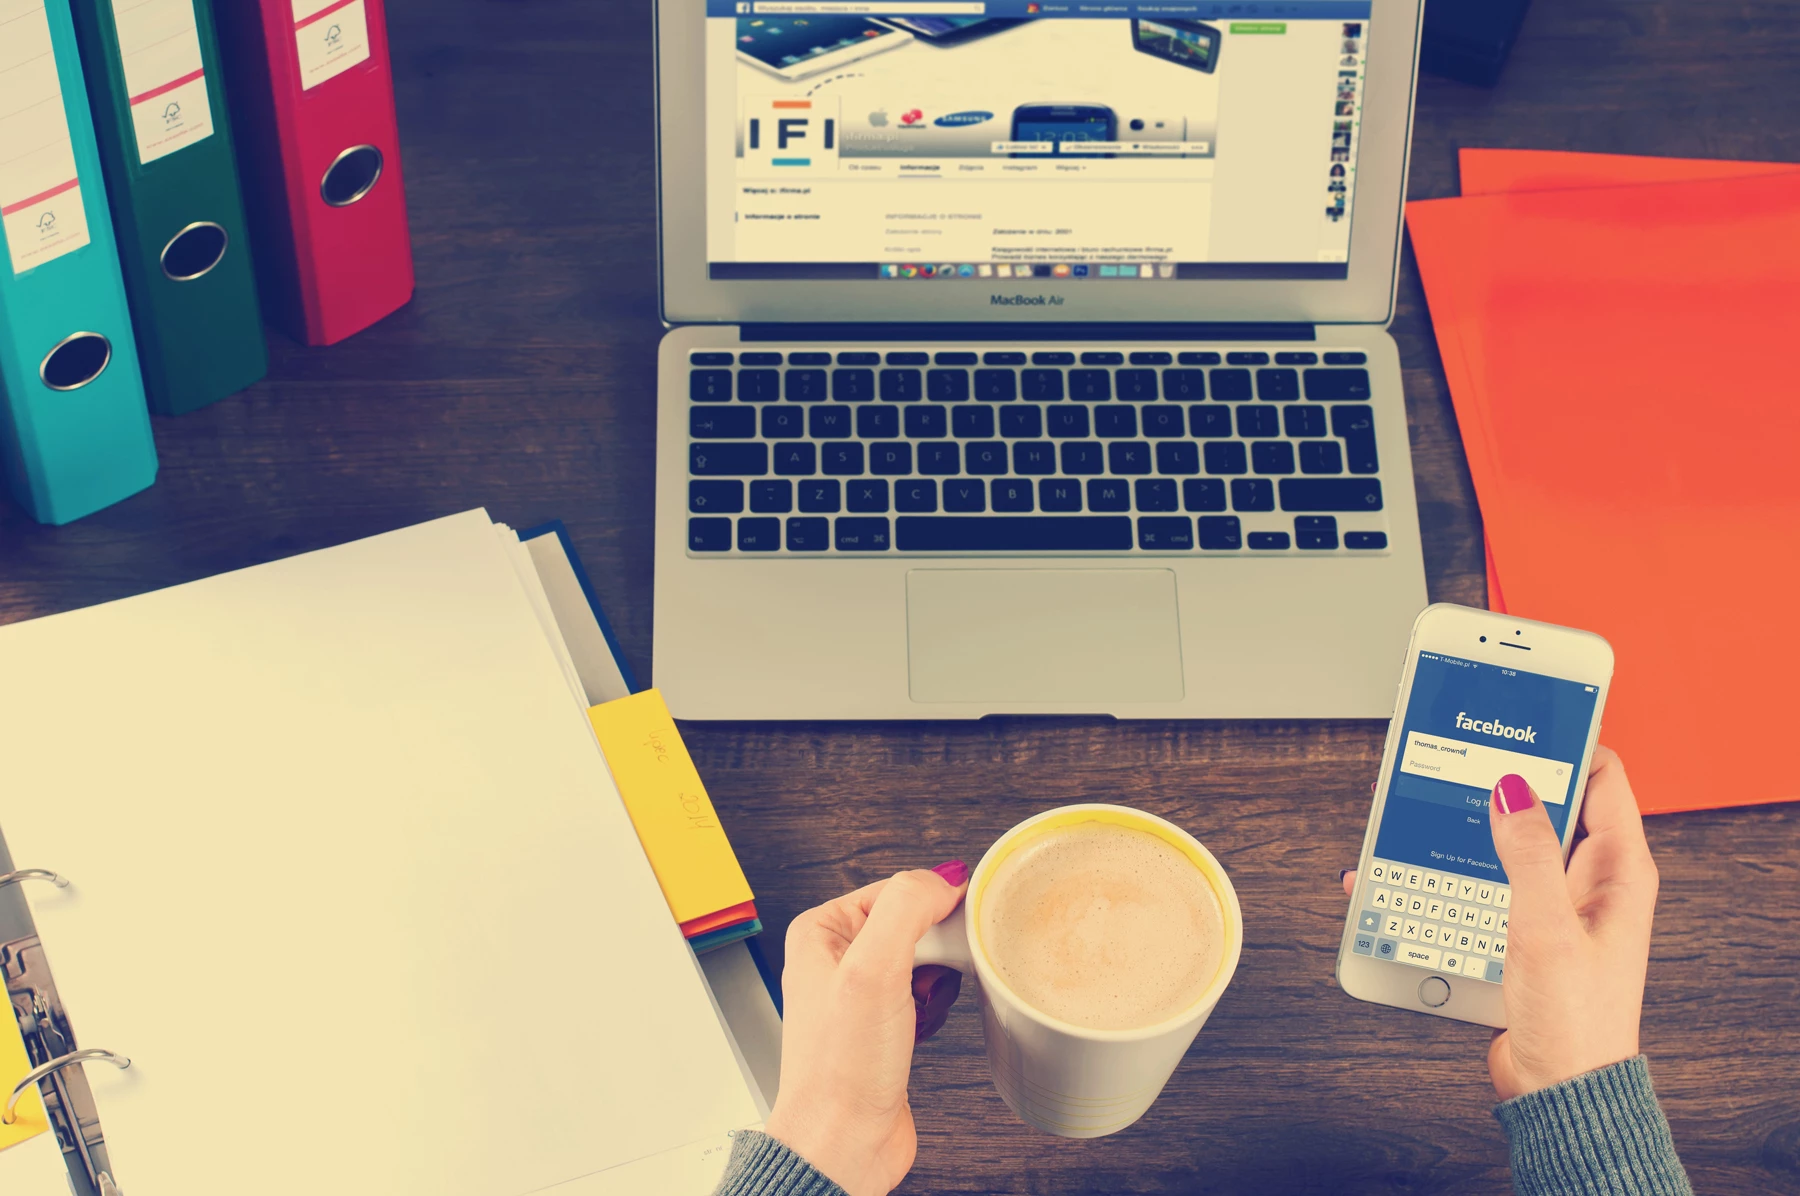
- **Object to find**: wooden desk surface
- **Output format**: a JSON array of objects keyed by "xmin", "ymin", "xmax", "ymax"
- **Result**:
[{"xmin": 3, "ymin": 2, "xmax": 1797, "ymax": 1191}]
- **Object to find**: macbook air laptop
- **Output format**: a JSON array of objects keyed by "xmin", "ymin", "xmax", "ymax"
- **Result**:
[{"xmin": 652, "ymin": 0, "xmax": 1428, "ymax": 720}]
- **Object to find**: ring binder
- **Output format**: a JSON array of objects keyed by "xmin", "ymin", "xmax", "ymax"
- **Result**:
[
  {"xmin": 0, "ymin": 869, "xmax": 70, "ymax": 890},
  {"xmin": 4, "ymin": 1049, "xmax": 130, "ymax": 1126}
]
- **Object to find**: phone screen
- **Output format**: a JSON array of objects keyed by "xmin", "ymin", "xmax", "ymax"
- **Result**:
[
  {"xmin": 1352, "ymin": 652, "xmax": 1600, "ymax": 983},
  {"xmin": 1011, "ymin": 107, "xmax": 1116, "ymax": 156},
  {"xmin": 735, "ymin": 16, "xmax": 891, "ymax": 70},
  {"xmin": 1133, "ymin": 19, "xmax": 1219, "ymax": 72}
]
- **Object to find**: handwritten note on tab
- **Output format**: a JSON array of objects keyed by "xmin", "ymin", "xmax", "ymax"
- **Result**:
[
  {"xmin": 1, "ymin": 1007, "xmax": 49, "ymax": 1154},
  {"xmin": 0, "ymin": 1, "xmax": 92, "ymax": 274},
  {"xmin": 291, "ymin": 0, "xmax": 369, "ymax": 91},
  {"xmin": 110, "ymin": 0, "xmax": 214, "ymax": 164}
]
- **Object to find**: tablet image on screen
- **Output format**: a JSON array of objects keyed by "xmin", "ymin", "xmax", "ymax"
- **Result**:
[
  {"xmin": 876, "ymin": 17, "xmax": 1030, "ymax": 46},
  {"xmin": 1131, "ymin": 18, "xmax": 1222, "ymax": 73},
  {"xmin": 735, "ymin": 17, "xmax": 911, "ymax": 80}
]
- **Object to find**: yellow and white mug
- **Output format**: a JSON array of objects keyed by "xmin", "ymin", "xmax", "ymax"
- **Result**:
[{"xmin": 915, "ymin": 804, "xmax": 1243, "ymax": 1138}]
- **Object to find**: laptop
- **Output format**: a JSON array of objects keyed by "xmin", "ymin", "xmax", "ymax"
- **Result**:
[{"xmin": 651, "ymin": 0, "xmax": 1428, "ymax": 720}]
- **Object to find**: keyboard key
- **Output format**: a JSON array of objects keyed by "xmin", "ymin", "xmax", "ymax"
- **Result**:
[
  {"xmin": 833, "ymin": 369, "xmax": 875, "ymax": 401},
  {"xmin": 1047, "ymin": 406, "xmax": 1090, "ymax": 437},
  {"xmin": 952, "ymin": 406, "xmax": 995, "ymax": 438},
  {"xmin": 1191, "ymin": 406, "xmax": 1233, "ymax": 438},
  {"xmin": 1237, "ymin": 406, "xmax": 1279, "ymax": 437},
  {"xmin": 836, "ymin": 517, "xmax": 891, "ymax": 551},
  {"xmin": 690, "ymin": 352, "xmax": 733, "ymax": 366},
  {"xmin": 1156, "ymin": 442, "xmax": 1199, "ymax": 474},
  {"xmin": 691, "ymin": 407, "xmax": 755, "ymax": 438},
  {"xmin": 856, "ymin": 406, "xmax": 899, "ymax": 438},
  {"xmin": 1296, "ymin": 515, "xmax": 1339, "ymax": 549},
  {"xmin": 991, "ymin": 480, "xmax": 1034, "ymax": 512},
  {"xmin": 1000, "ymin": 407, "xmax": 1043, "ymax": 438},
  {"xmin": 1232, "ymin": 478, "xmax": 1275, "ymax": 512},
  {"xmin": 974, "ymin": 369, "xmax": 1017, "ymax": 402},
  {"xmin": 689, "ymin": 480, "xmax": 744, "ymax": 513},
  {"xmin": 1021, "ymin": 369, "xmax": 1064, "ymax": 401},
  {"xmin": 847, "ymin": 480, "xmax": 889, "ymax": 512},
  {"xmin": 1204, "ymin": 441, "xmax": 1247, "ymax": 474},
  {"xmin": 1108, "ymin": 442, "xmax": 1152, "ymax": 474},
  {"xmin": 880, "ymin": 369, "xmax": 922, "ymax": 402},
  {"xmin": 1183, "ymin": 478, "xmax": 1226, "ymax": 511},
  {"xmin": 1284, "ymin": 405, "xmax": 1326, "ymax": 437},
  {"xmin": 1280, "ymin": 478, "xmax": 1383, "ymax": 511},
  {"xmin": 1336, "ymin": 407, "xmax": 1380, "ymax": 473},
  {"xmin": 935, "ymin": 351, "xmax": 978, "ymax": 366},
  {"xmin": 895, "ymin": 516, "xmax": 1133, "ymax": 551},
  {"xmin": 1138, "ymin": 516, "xmax": 1193, "ymax": 550},
  {"xmin": 943, "ymin": 480, "xmax": 986, "ymax": 511},
  {"xmin": 1178, "ymin": 351, "xmax": 1222, "ymax": 365},
  {"xmin": 789, "ymin": 352, "xmax": 832, "ymax": 366},
  {"xmin": 966, "ymin": 442, "xmax": 1008, "ymax": 474},
  {"xmin": 1080, "ymin": 351, "xmax": 1123, "ymax": 365},
  {"xmin": 822, "ymin": 443, "xmax": 865, "ymax": 475},
  {"xmin": 1275, "ymin": 351, "xmax": 1318, "ymax": 365},
  {"xmin": 1300, "ymin": 440, "xmax": 1343, "ymax": 474},
  {"xmin": 786, "ymin": 517, "xmax": 829, "ymax": 551},
  {"xmin": 750, "ymin": 480, "xmax": 792, "ymax": 513},
  {"xmin": 871, "ymin": 443, "xmax": 912, "ymax": 475},
  {"xmin": 1324, "ymin": 351, "xmax": 1367, "ymax": 365},
  {"xmin": 1087, "ymin": 479, "xmax": 1131, "ymax": 511},
  {"xmin": 1346, "ymin": 531, "xmax": 1389, "ymax": 550},
  {"xmin": 1039, "ymin": 479, "xmax": 1083, "ymax": 511},
  {"xmin": 905, "ymin": 407, "xmax": 947, "ymax": 438},
  {"xmin": 738, "ymin": 370, "xmax": 780, "ymax": 402},
  {"xmin": 690, "ymin": 443, "xmax": 767, "ymax": 475},
  {"xmin": 1162, "ymin": 369, "xmax": 1205, "ymax": 400},
  {"xmin": 895, "ymin": 480, "xmax": 938, "ymax": 512},
  {"xmin": 837, "ymin": 351, "xmax": 880, "ymax": 366},
  {"xmin": 740, "ymin": 352, "xmax": 782, "ymax": 366},
  {"xmin": 1032, "ymin": 351, "xmax": 1075, "ymax": 365},
  {"xmin": 809, "ymin": 406, "xmax": 852, "ymax": 438},
  {"xmin": 773, "ymin": 442, "xmax": 816, "ymax": 475},
  {"xmin": 1013, "ymin": 442, "xmax": 1057, "ymax": 474},
  {"xmin": 1069, "ymin": 369, "xmax": 1111, "ymax": 401},
  {"xmin": 689, "ymin": 518, "xmax": 731, "ymax": 551},
  {"xmin": 1252, "ymin": 441, "xmax": 1296, "ymax": 474},
  {"xmin": 1095, "ymin": 405, "xmax": 1138, "ymax": 437},
  {"xmin": 1227, "ymin": 351, "xmax": 1269, "ymax": 365},
  {"xmin": 1115, "ymin": 369, "xmax": 1158, "ymax": 400},
  {"xmin": 761, "ymin": 406, "xmax": 805, "ymax": 438},
  {"xmin": 737, "ymin": 517, "xmax": 781, "ymax": 551},
  {"xmin": 918, "ymin": 442, "xmax": 960, "ymax": 475},
  {"xmin": 1198, "ymin": 515, "xmax": 1243, "ymax": 550},
  {"xmin": 1130, "ymin": 351, "xmax": 1172, "ymax": 366},
  {"xmin": 1210, "ymin": 369, "xmax": 1253, "ymax": 401},
  {"xmin": 1248, "ymin": 531, "xmax": 1291, "ymax": 550},
  {"xmin": 799, "ymin": 480, "xmax": 840, "ymax": 512},
  {"xmin": 1305, "ymin": 368, "xmax": 1372, "ymax": 401},
  {"xmin": 886, "ymin": 351, "xmax": 928, "ymax": 365},
  {"xmin": 1061, "ymin": 442, "xmax": 1104, "ymax": 474},
  {"xmin": 927, "ymin": 370, "xmax": 970, "ymax": 402},
  {"xmin": 1257, "ymin": 368, "xmax": 1300, "ymax": 401},
  {"xmin": 1135, "ymin": 479, "xmax": 1179, "ymax": 511},
  {"xmin": 983, "ymin": 351, "xmax": 1027, "ymax": 365},
  {"xmin": 1141, "ymin": 405, "xmax": 1185, "ymax": 438},
  {"xmin": 691, "ymin": 369, "xmax": 732, "ymax": 401}
]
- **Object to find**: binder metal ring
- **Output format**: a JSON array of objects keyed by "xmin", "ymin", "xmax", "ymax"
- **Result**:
[
  {"xmin": 38, "ymin": 332, "xmax": 113, "ymax": 392},
  {"xmin": 3, "ymin": 1049, "xmax": 131, "ymax": 1125},
  {"xmin": 160, "ymin": 221, "xmax": 231, "ymax": 282},
  {"xmin": 321, "ymin": 144, "xmax": 384, "ymax": 207},
  {"xmin": 0, "ymin": 868, "xmax": 70, "ymax": 890}
]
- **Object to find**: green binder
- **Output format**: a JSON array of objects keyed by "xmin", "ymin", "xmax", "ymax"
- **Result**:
[{"xmin": 67, "ymin": 0, "xmax": 267, "ymax": 416}]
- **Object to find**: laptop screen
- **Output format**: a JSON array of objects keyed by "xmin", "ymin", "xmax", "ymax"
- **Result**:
[{"xmin": 703, "ymin": 1, "xmax": 1373, "ymax": 283}]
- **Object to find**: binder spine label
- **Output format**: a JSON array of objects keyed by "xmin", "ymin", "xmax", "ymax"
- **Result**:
[
  {"xmin": 0, "ymin": 1, "xmax": 93, "ymax": 274},
  {"xmin": 291, "ymin": 0, "xmax": 370, "ymax": 91},
  {"xmin": 109, "ymin": 0, "xmax": 216, "ymax": 165}
]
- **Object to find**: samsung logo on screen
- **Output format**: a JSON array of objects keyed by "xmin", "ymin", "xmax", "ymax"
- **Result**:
[
  {"xmin": 934, "ymin": 111, "xmax": 994, "ymax": 127},
  {"xmin": 990, "ymin": 294, "xmax": 1066, "ymax": 306},
  {"xmin": 1455, "ymin": 712, "xmax": 1537, "ymax": 743}
]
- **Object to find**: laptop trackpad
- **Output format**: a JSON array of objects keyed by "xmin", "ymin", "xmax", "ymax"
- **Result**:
[{"xmin": 906, "ymin": 569, "xmax": 1184, "ymax": 705}]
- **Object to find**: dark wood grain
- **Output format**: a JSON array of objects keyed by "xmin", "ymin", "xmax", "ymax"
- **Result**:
[{"xmin": 3, "ymin": 1, "xmax": 1798, "ymax": 1192}]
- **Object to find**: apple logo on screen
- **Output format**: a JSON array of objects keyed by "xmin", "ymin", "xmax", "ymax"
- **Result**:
[{"xmin": 870, "ymin": 109, "xmax": 888, "ymax": 127}]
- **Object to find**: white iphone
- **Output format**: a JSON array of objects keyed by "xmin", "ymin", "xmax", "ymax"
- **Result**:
[
  {"xmin": 1336, "ymin": 603, "xmax": 1614, "ymax": 1027},
  {"xmin": 735, "ymin": 16, "xmax": 912, "ymax": 82}
]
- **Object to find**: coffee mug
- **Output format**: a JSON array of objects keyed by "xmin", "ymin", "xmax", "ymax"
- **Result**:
[{"xmin": 914, "ymin": 804, "xmax": 1243, "ymax": 1138}]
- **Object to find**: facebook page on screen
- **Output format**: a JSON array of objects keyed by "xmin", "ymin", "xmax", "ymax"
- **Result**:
[
  {"xmin": 703, "ymin": 1, "xmax": 1373, "ymax": 279},
  {"xmin": 1374, "ymin": 653, "xmax": 1602, "ymax": 886}
]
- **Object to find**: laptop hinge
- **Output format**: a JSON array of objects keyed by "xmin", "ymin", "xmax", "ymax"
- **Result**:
[{"xmin": 738, "ymin": 323, "xmax": 1316, "ymax": 343}]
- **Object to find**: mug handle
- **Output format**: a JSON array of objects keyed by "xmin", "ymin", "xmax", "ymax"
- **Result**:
[{"xmin": 914, "ymin": 901, "xmax": 975, "ymax": 972}]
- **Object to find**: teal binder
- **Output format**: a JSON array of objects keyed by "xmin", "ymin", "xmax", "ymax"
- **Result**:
[{"xmin": 0, "ymin": 0, "xmax": 157, "ymax": 525}]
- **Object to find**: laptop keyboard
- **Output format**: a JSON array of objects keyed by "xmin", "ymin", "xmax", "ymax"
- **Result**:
[{"xmin": 684, "ymin": 348, "xmax": 1389, "ymax": 556}]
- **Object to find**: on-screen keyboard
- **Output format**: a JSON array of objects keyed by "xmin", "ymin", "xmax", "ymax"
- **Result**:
[{"xmin": 1351, "ymin": 858, "xmax": 1509, "ymax": 983}]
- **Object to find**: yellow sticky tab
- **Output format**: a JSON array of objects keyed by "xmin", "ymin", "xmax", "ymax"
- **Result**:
[
  {"xmin": 589, "ymin": 690, "xmax": 754, "ymax": 926},
  {"xmin": 1, "ymin": 1009, "xmax": 49, "ymax": 1153}
]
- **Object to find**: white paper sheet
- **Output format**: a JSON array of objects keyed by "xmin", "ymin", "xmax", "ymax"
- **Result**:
[{"xmin": 0, "ymin": 1130, "xmax": 73, "ymax": 1195}]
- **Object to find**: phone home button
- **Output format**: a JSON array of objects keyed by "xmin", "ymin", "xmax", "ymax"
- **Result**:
[{"xmin": 1419, "ymin": 976, "xmax": 1452, "ymax": 1008}]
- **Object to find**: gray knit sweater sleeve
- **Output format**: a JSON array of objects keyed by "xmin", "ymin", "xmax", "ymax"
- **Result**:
[
  {"xmin": 1495, "ymin": 1056, "xmax": 1693, "ymax": 1196},
  {"xmin": 714, "ymin": 1131, "xmax": 847, "ymax": 1196}
]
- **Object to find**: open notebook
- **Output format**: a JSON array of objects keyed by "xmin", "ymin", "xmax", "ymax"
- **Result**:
[{"xmin": 0, "ymin": 511, "xmax": 773, "ymax": 1195}]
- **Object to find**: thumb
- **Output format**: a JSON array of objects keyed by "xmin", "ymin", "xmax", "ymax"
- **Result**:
[
  {"xmin": 1489, "ymin": 773, "xmax": 1576, "ymax": 936},
  {"xmin": 843, "ymin": 866, "xmax": 968, "ymax": 975}
]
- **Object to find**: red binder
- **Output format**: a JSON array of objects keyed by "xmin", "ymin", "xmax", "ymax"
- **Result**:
[{"xmin": 212, "ymin": 0, "xmax": 414, "ymax": 346}]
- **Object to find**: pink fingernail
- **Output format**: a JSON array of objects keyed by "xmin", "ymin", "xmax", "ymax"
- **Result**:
[
  {"xmin": 1493, "ymin": 774, "xmax": 1535, "ymax": 815},
  {"xmin": 932, "ymin": 859, "xmax": 968, "ymax": 886}
]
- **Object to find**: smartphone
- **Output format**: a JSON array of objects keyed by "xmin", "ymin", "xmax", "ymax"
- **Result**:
[
  {"xmin": 874, "ymin": 16, "xmax": 1029, "ymax": 46},
  {"xmin": 735, "ymin": 16, "xmax": 912, "ymax": 82},
  {"xmin": 1337, "ymin": 604, "xmax": 1614, "ymax": 1028},
  {"xmin": 1010, "ymin": 104, "xmax": 1117, "ymax": 158},
  {"xmin": 1130, "ymin": 18, "xmax": 1222, "ymax": 73}
]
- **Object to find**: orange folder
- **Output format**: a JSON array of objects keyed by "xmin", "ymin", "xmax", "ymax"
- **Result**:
[{"xmin": 1407, "ymin": 161, "xmax": 1800, "ymax": 815}]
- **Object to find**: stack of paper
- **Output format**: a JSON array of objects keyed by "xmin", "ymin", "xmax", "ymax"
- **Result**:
[{"xmin": 1406, "ymin": 151, "xmax": 1800, "ymax": 815}]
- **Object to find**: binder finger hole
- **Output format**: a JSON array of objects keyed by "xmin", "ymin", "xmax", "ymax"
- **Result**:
[
  {"xmin": 321, "ymin": 144, "xmax": 384, "ymax": 207},
  {"xmin": 161, "ymin": 221, "xmax": 230, "ymax": 281},
  {"xmin": 39, "ymin": 333, "xmax": 112, "ymax": 392}
]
